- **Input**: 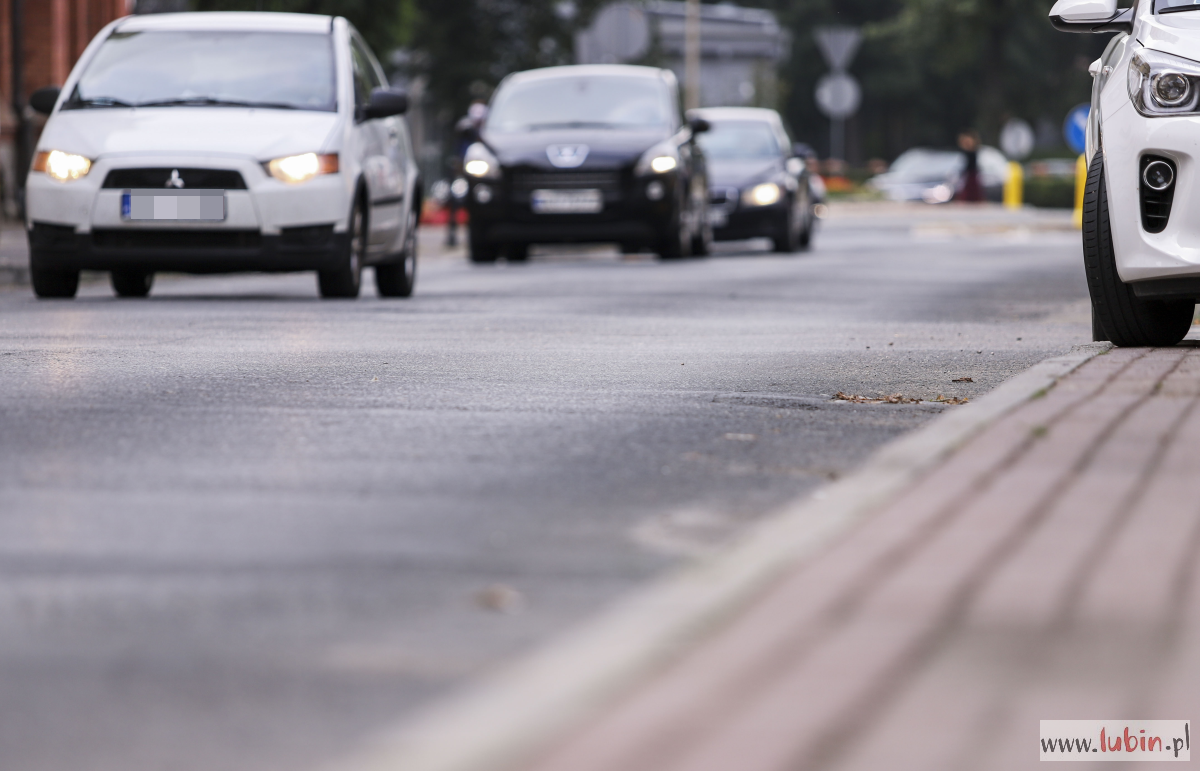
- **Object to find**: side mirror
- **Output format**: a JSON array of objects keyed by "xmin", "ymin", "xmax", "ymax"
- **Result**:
[
  {"xmin": 687, "ymin": 116, "xmax": 711, "ymax": 134},
  {"xmin": 1049, "ymin": 0, "xmax": 1131, "ymax": 33},
  {"xmin": 364, "ymin": 87, "xmax": 408, "ymax": 120},
  {"xmin": 792, "ymin": 142, "xmax": 815, "ymax": 159},
  {"xmin": 29, "ymin": 86, "xmax": 61, "ymax": 115}
]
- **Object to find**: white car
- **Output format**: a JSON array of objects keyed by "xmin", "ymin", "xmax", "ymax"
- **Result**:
[
  {"xmin": 1053, "ymin": 0, "xmax": 1200, "ymax": 345},
  {"xmin": 25, "ymin": 12, "xmax": 420, "ymax": 300}
]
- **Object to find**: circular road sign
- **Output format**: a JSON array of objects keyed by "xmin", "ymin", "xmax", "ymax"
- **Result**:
[
  {"xmin": 815, "ymin": 72, "xmax": 861, "ymax": 120},
  {"xmin": 1064, "ymin": 103, "xmax": 1090, "ymax": 155},
  {"xmin": 1000, "ymin": 118, "xmax": 1035, "ymax": 160}
]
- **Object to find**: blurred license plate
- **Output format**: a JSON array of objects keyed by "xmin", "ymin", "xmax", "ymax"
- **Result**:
[
  {"xmin": 531, "ymin": 189, "xmax": 603, "ymax": 214},
  {"xmin": 708, "ymin": 210, "xmax": 729, "ymax": 228},
  {"xmin": 121, "ymin": 189, "xmax": 225, "ymax": 221}
]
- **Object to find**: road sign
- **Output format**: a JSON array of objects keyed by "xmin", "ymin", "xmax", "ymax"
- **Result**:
[
  {"xmin": 1064, "ymin": 103, "xmax": 1090, "ymax": 155},
  {"xmin": 814, "ymin": 27, "xmax": 862, "ymax": 71},
  {"xmin": 815, "ymin": 72, "xmax": 861, "ymax": 120},
  {"xmin": 1000, "ymin": 118, "xmax": 1035, "ymax": 160}
]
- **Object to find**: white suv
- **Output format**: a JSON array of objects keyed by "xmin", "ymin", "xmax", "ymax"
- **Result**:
[
  {"xmin": 1053, "ymin": 0, "xmax": 1200, "ymax": 345},
  {"xmin": 25, "ymin": 12, "xmax": 420, "ymax": 300}
]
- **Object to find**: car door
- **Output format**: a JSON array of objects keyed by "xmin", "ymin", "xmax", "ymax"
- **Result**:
[{"xmin": 350, "ymin": 34, "xmax": 404, "ymax": 253}]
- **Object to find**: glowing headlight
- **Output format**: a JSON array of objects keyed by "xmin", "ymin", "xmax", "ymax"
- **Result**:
[
  {"xmin": 650, "ymin": 156, "xmax": 677, "ymax": 173},
  {"xmin": 33, "ymin": 150, "xmax": 91, "ymax": 182},
  {"xmin": 465, "ymin": 159, "xmax": 491, "ymax": 177},
  {"xmin": 464, "ymin": 143, "xmax": 502, "ymax": 179},
  {"xmin": 742, "ymin": 183, "xmax": 782, "ymax": 207},
  {"xmin": 266, "ymin": 153, "xmax": 339, "ymax": 184}
]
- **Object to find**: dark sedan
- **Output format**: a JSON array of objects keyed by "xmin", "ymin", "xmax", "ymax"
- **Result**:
[
  {"xmin": 463, "ymin": 65, "xmax": 710, "ymax": 262},
  {"xmin": 691, "ymin": 107, "xmax": 814, "ymax": 253}
]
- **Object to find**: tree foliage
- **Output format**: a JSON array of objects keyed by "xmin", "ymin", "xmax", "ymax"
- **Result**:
[{"xmin": 753, "ymin": 0, "xmax": 1110, "ymax": 159}]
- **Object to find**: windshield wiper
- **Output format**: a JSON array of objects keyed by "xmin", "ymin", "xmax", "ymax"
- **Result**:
[
  {"xmin": 61, "ymin": 96, "xmax": 134, "ymax": 109},
  {"xmin": 134, "ymin": 97, "xmax": 298, "ymax": 110}
]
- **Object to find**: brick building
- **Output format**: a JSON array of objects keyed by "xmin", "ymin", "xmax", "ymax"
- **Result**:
[{"xmin": 1, "ymin": 0, "xmax": 130, "ymax": 216}]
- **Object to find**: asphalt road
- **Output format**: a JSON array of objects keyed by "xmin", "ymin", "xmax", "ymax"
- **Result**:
[{"xmin": 0, "ymin": 204, "xmax": 1092, "ymax": 771}]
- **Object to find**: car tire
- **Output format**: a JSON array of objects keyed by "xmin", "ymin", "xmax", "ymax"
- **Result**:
[
  {"xmin": 111, "ymin": 270, "xmax": 154, "ymax": 298},
  {"xmin": 468, "ymin": 229, "xmax": 499, "ymax": 264},
  {"xmin": 797, "ymin": 204, "xmax": 814, "ymax": 250},
  {"xmin": 30, "ymin": 261, "xmax": 80, "ymax": 299},
  {"xmin": 376, "ymin": 209, "xmax": 417, "ymax": 298},
  {"xmin": 690, "ymin": 218, "xmax": 712, "ymax": 257},
  {"xmin": 507, "ymin": 243, "xmax": 530, "ymax": 262},
  {"xmin": 656, "ymin": 209, "xmax": 691, "ymax": 261},
  {"xmin": 1083, "ymin": 151, "xmax": 1193, "ymax": 347},
  {"xmin": 772, "ymin": 208, "xmax": 798, "ymax": 253},
  {"xmin": 318, "ymin": 196, "xmax": 365, "ymax": 299}
]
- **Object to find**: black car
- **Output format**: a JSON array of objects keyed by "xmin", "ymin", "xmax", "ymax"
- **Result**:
[
  {"xmin": 462, "ymin": 65, "xmax": 710, "ymax": 262},
  {"xmin": 691, "ymin": 107, "xmax": 815, "ymax": 252}
]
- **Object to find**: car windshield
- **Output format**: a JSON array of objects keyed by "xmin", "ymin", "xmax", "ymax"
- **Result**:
[
  {"xmin": 1158, "ymin": 0, "xmax": 1200, "ymax": 12},
  {"xmin": 487, "ymin": 75, "xmax": 673, "ymax": 132},
  {"xmin": 66, "ymin": 30, "xmax": 337, "ymax": 111},
  {"xmin": 885, "ymin": 149, "xmax": 964, "ymax": 182},
  {"xmin": 696, "ymin": 120, "xmax": 780, "ymax": 160}
]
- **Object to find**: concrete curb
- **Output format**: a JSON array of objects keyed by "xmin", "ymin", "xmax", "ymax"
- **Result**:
[{"xmin": 324, "ymin": 342, "xmax": 1113, "ymax": 771}]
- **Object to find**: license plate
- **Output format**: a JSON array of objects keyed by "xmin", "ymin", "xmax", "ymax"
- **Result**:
[
  {"xmin": 708, "ymin": 210, "xmax": 729, "ymax": 228},
  {"xmin": 531, "ymin": 189, "xmax": 603, "ymax": 214},
  {"xmin": 121, "ymin": 189, "xmax": 225, "ymax": 221}
]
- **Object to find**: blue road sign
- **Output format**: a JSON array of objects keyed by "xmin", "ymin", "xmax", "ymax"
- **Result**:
[{"xmin": 1064, "ymin": 103, "xmax": 1090, "ymax": 155}]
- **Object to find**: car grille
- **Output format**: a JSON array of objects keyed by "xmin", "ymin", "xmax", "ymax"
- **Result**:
[
  {"xmin": 92, "ymin": 229, "xmax": 262, "ymax": 250},
  {"xmin": 511, "ymin": 170, "xmax": 622, "ymax": 194},
  {"xmin": 102, "ymin": 168, "xmax": 248, "ymax": 190}
]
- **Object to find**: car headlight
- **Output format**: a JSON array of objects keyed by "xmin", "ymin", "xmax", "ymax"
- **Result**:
[
  {"xmin": 265, "ymin": 153, "xmax": 339, "ymax": 184},
  {"xmin": 464, "ymin": 143, "xmax": 501, "ymax": 179},
  {"xmin": 635, "ymin": 143, "xmax": 680, "ymax": 176},
  {"xmin": 742, "ymin": 183, "xmax": 782, "ymax": 207},
  {"xmin": 32, "ymin": 150, "xmax": 92, "ymax": 182},
  {"xmin": 1129, "ymin": 47, "xmax": 1200, "ymax": 116}
]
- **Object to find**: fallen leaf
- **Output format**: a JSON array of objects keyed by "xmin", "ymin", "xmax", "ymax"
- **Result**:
[
  {"xmin": 933, "ymin": 395, "xmax": 969, "ymax": 405},
  {"xmin": 475, "ymin": 584, "xmax": 524, "ymax": 613},
  {"xmin": 834, "ymin": 392, "xmax": 921, "ymax": 405},
  {"xmin": 952, "ymin": 377, "xmax": 973, "ymax": 383}
]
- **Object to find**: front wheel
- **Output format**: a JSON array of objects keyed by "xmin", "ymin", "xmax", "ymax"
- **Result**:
[
  {"xmin": 30, "ymin": 262, "xmax": 79, "ymax": 299},
  {"xmin": 376, "ymin": 210, "xmax": 418, "ymax": 298},
  {"xmin": 656, "ymin": 210, "xmax": 692, "ymax": 261},
  {"xmin": 318, "ymin": 197, "xmax": 365, "ymax": 299},
  {"xmin": 111, "ymin": 270, "xmax": 154, "ymax": 298},
  {"xmin": 772, "ymin": 208, "xmax": 798, "ymax": 253},
  {"xmin": 1083, "ymin": 151, "xmax": 1192, "ymax": 347}
]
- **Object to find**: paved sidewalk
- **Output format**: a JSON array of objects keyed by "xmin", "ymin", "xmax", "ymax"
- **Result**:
[{"xmin": 517, "ymin": 345, "xmax": 1200, "ymax": 771}]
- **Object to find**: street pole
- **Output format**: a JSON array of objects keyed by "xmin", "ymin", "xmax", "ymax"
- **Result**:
[
  {"xmin": 684, "ymin": 0, "xmax": 700, "ymax": 110},
  {"xmin": 11, "ymin": 0, "xmax": 26, "ymax": 218}
]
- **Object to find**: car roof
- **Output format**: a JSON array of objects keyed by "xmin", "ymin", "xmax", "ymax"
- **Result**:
[
  {"xmin": 504, "ymin": 64, "xmax": 672, "ymax": 85},
  {"xmin": 115, "ymin": 12, "xmax": 333, "ymax": 34},
  {"xmin": 691, "ymin": 107, "xmax": 782, "ymax": 123}
]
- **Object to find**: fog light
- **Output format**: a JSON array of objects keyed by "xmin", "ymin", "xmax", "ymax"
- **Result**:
[
  {"xmin": 474, "ymin": 183, "xmax": 493, "ymax": 204},
  {"xmin": 1143, "ymin": 160, "xmax": 1175, "ymax": 191},
  {"xmin": 646, "ymin": 180, "xmax": 665, "ymax": 201}
]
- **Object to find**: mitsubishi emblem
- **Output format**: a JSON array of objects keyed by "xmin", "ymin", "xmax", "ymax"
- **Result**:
[{"xmin": 166, "ymin": 169, "xmax": 184, "ymax": 188}]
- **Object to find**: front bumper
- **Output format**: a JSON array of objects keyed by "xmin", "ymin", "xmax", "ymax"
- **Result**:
[
  {"xmin": 710, "ymin": 197, "xmax": 788, "ymax": 241},
  {"xmin": 28, "ymin": 222, "xmax": 349, "ymax": 273},
  {"xmin": 465, "ymin": 166, "xmax": 679, "ymax": 245},
  {"xmin": 24, "ymin": 154, "xmax": 352, "ymax": 273},
  {"xmin": 1103, "ymin": 107, "xmax": 1200, "ymax": 284}
]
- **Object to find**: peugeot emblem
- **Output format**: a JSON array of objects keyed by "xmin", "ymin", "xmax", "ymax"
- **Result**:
[
  {"xmin": 166, "ymin": 169, "xmax": 184, "ymax": 189},
  {"xmin": 546, "ymin": 144, "xmax": 589, "ymax": 169}
]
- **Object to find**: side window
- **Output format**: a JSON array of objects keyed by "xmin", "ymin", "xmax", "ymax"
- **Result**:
[{"xmin": 349, "ymin": 38, "xmax": 379, "ymax": 109}]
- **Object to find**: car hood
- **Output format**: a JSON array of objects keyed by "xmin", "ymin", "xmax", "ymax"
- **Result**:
[
  {"xmin": 39, "ymin": 107, "xmax": 341, "ymax": 160},
  {"xmin": 1139, "ymin": 13, "xmax": 1200, "ymax": 59},
  {"xmin": 482, "ymin": 128, "xmax": 670, "ymax": 170},
  {"xmin": 706, "ymin": 159, "xmax": 781, "ymax": 189}
]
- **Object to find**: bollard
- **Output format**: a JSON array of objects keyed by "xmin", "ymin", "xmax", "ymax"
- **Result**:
[
  {"xmin": 1073, "ymin": 154, "xmax": 1087, "ymax": 228},
  {"xmin": 1003, "ymin": 161, "xmax": 1024, "ymax": 209}
]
